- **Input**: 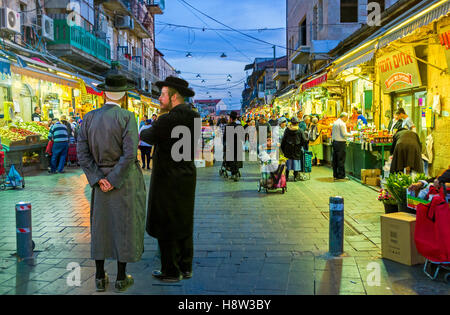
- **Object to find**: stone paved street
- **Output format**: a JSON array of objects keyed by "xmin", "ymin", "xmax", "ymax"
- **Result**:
[{"xmin": 0, "ymin": 162, "xmax": 449, "ymax": 295}]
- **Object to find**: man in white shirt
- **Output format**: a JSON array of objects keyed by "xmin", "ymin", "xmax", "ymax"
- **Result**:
[
  {"xmin": 396, "ymin": 108, "xmax": 416, "ymax": 131},
  {"xmin": 332, "ymin": 112, "xmax": 351, "ymax": 180}
]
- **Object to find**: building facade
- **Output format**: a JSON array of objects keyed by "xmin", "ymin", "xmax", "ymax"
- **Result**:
[{"xmin": 286, "ymin": 0, "xmax": 400, "ymax": 83}]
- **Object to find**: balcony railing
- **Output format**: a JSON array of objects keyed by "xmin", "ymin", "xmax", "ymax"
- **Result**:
[
  {"xmin": 116, "ymin": 52, "xmax": 158, "ymax": 83},
  {"xmin": 50, "ymin": 19, "xmax": 111, "ymax": 65}
]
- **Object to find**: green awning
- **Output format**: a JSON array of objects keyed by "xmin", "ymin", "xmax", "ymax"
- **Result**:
[{"xmin": 128, "ymin": 91, "xmax": 141, "ymax": 100}]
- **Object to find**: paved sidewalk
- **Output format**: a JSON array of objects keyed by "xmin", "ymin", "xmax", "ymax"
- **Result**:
[{"xmin": 0, "ymin": 162, "xmax": 449, "ymax": 295}]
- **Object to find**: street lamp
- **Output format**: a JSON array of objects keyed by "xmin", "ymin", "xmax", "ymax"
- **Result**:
[
  {"xmin": 220, "ymin": 53, "xmax": 227, "ymax": 58},
  {"xmin": 186, "ymin": 52, "xmax": 193, "ymax": 58}
]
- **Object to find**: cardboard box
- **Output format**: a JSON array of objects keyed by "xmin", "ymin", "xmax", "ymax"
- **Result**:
[
  {"xmin": 365, "ymin": 176, "xmax": 381, "ymax": 186},
  {"xmin": 361, "ymin": 169, "xmax": 381, "ymax": 179},
  {"xmin": 381, "ymin": 212, "xmax": 425, "ymax": 266}
]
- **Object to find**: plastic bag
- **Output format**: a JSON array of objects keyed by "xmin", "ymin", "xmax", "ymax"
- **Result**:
[{"xmin": 6, "ymin": 165, "xmax": 23, "ymax": 188}]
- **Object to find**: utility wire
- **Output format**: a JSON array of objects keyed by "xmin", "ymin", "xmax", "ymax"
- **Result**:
[
  {"xmin": 176, "ymin": 0, "xmax": 252, "ymax": 62},
  {"xmin": 178, "ymin": 0, "xmax": 292, "ymax": 52}
]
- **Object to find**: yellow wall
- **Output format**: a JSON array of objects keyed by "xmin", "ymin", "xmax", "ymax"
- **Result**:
[{"xmin": 427, "ymin": 20, "xmax": 450, "ymax": 176}]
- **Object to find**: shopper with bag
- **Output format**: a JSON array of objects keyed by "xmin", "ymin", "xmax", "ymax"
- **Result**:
[{"xmin": 281, "ymin": 117, "xmax": 308, "ymax": 182}]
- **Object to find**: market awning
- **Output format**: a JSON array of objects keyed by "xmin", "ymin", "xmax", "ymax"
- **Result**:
[
  {"xmin": 377, "ymin": 0, "xmax": 450, "ymax": 49},
  {"xmin": 128, "ymin": 91, "xmax": 141, "ymax": 100},
  {"xmin": 78, "ymin": 74, "xmax": 103, "ymax": 96},
  {"xmin": 332, "ymin": 49, "xmax": 375, "ymax": 76},
  {"xmin": 301, "ymin": 72, "xmax": 328, "ymax": 91},
  {"xmin": 11, "ymin": 64, "xmax": 79, "ymax": 88},
  {"xmin": 290, "ymin": 46, "xmax": 311, "ymax": 64}
]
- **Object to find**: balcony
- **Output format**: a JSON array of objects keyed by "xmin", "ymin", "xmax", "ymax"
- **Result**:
[
  {"xmin": 113, "ymin": 51, "xmax": 159, "ymax": 88},
  {"xmin": 47, "ymin": 19, "xmax": 111, "ymax": 73},
  {"xmin": 96, "ymin": 0, "xmax": 153, "ymax": 38},
  {"xmin": 146, "ymin": 0, "xmax": 165, "ymax": 14}
]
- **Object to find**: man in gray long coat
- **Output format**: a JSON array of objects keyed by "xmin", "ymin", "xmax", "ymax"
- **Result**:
[
  {"xmin": 140, "ymin": 76, "xmax": 200, "ymax": 282},
  {"xmin": 77, "ymin": 74, "xmax": 146, "ymax": 292}
]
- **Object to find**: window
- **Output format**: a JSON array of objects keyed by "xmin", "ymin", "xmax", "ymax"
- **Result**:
[
  {"xmin": 298, "ymin": 18, "xmax": 307, "ymax": 47},
  {"xmin": 318, "ymin": 0, "xmax": 324, "ymax": 31},
  {"xmin": 341, "ymin": 0, "xmax": 358, "ymax": 23}
]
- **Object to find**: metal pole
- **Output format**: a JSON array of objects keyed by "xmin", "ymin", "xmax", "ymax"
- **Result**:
[
  {"xmin": 329, "ymin": 196, "xmax": 344, "ymax": 256},
  {"xmin": 16, "ymin": 202, "xmax": 33, "ymax": 259}
]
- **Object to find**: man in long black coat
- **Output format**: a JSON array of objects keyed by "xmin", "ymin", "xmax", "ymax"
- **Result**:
[{"xmin": 140, "ymin": 77, "xmax": 200, "ymax": 282}]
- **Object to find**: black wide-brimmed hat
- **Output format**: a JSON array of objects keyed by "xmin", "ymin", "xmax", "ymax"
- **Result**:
[
  {"xmin": 155, "ymin": 76, "xmax": 195, "ymax": 97},
  {"xmin": 96, "ymin": 74, "xmax": 136, "ymax": 92}
]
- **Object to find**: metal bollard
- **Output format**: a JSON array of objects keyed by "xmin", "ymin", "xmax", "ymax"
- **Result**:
[
  {"xmin": 16, "ymin": 202, "xmax": 33, "ymax": 259},
  {"xmin": 329, "ymin": 196, "xmax": 344, "ymax": 256}
]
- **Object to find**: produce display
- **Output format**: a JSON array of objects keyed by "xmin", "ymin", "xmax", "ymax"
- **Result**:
[
  {"xmin": 352, "ymin": 128, "xmax": 393, "ymax": 144},
  {"xmin": 14, "ymin": 122, "xmax": 50, "ymax": 138},
  {"xmin": 0, "ymin": 127, "xmax": 26, "ymax": 142},
  {"xmin": 9, "ymin": 127, "xmax": 39, "ymax": 137}
]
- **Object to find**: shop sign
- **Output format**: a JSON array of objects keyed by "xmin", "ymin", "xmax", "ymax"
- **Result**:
[
  {"xmin": 377, "ymin": 46, "xmax": 421, "ymax": 93},
  {"xmin": 439, "ymin": 26, "xmax": 450, "ymax": 72},
  {"xmin": 301, "ymin": 73, "xmax": 328, "ymax": 91},
  {"xmin": 0, "ymin": 60, "xmax": 11, "ymax": 86}
]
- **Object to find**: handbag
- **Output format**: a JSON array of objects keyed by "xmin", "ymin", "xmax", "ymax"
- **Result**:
[{"xmin": 45, "ymin": 140, "xmax": 54, "ymax": 156}]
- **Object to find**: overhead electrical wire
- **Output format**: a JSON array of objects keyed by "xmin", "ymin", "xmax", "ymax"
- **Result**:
[
  {"xmin": 178, "ymin": 0, "xmax": 294, "ymax": 52},
  {"xmin": 176, "ymin": 0, "xmax": 253, "ymax": 62}
]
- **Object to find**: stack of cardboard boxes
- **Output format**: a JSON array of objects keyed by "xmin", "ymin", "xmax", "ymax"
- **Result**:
[{"xmin": 361, "ymin": 169, "xmax": 381, "ymax": 186}]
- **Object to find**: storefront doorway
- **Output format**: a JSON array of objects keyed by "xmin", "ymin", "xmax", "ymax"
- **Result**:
[{"xmin": 392, "ymin": 89, "xmax": 427, "ymax": 142}]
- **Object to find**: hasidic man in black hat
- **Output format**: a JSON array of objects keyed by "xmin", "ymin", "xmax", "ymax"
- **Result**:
[
  {"xmin": 77, "ymin": 74, "xmax": 146, "ymax": 292},
  {"xmin": 140, "ymin": 76, "xmax": 200, "ymax": 282}
]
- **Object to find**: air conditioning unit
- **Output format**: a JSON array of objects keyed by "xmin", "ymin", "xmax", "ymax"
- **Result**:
[
  {"xmin": 115, "ymin": 15, "xmax": 134, "ymax": 30},
  {"xmin": 0, "ymin": 8, "xmax": 21, "ymax": 34},
  {"xmin": 39, "ymin": 15, "xmax": 54, "ymax": 41}
]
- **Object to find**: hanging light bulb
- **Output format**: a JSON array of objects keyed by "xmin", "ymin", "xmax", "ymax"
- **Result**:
[
  {"xmin": 201, "ymin": 80, "xmax": 206, "ymax": 83},
  {"xmin": 186, "ymin": 52, "xmax": 193, "ymax": 58},
  {"xmin": 220, "ymin": 53, "xmax": 227, "ymax": 58},
  {"xmin": 227, "ymin": 74, "xmax": 232, "ymax": 79},
  {"xmin": 227, "ymin": 78, "xmax": 231, "ymax": 82},
  {"xmin": 196, "ymin": 74, "xmax": 201, "ymax": 78}
]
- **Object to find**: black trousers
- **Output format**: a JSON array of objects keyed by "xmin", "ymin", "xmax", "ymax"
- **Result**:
[
  {"xmin": 158, "ymin": 234, "xmax": 193, "ymax": 277},
  {"xmin": 332, "ymin": 141, "xmax": 346, "ymax": 179},
  {"xmin": 140, "ymin": 146, "xmax": 152, "ymax": 168}
]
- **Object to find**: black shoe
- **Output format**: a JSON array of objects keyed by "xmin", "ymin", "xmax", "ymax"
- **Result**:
[
  {"xmin": 181, "ymin": 271, "xmax": 193, "ymax": 279},
  {"xmin": 95, "ymin": 273, "xmax": 109, "ymax": 292},
  {"xmin": 114, "ymin": 274, "xmax": 134, "ymax": 292},
  {"xmin": 152, "ymin": 270, "xmax": 182, "ymax": 282}
]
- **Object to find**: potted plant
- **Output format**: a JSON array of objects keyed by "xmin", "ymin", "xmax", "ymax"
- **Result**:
[
  {"xmin": 377, "ymin": 189, "xmax": 398, "ymax": 214},
  {"xmin": 385, "ymin": 173, "xmax": 430, "ymax": 213}
]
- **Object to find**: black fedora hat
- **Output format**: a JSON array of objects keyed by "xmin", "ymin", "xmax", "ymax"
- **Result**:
[
  {"xmin": 97, "ymin": 74, "xmax": 136, "ymax": 92},
  {"xmin": 155, "ymin": 76, "xmax": 195, "ymax": 97}
]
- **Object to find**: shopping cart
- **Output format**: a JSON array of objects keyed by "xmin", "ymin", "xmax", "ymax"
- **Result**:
[
  {"xmin": 0, "ymin": 146, "xmax": 25, "ymax": 190},
  {"xmin": 414, "ymin": 188, "xmax": 450, "ymax": 283},
  {"xmin": 67, "ymin": 143, "xmax": 78, "ymax": 167},
  {"xmin": 300, "ymin": 150, "xmax": 313, "ymax": 180},
  {"xmin": 0, "ymin": 145, "xmax": 6, "ymax": 190},
  {"xmin": 423, "ymin": 259, "xmax": 450, "ymax": 283}
]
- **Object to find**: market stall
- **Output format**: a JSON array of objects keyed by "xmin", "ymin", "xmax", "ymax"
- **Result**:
[{"xmin": 0, "ymin": 121, "xmax": 50, "ymax": 173}]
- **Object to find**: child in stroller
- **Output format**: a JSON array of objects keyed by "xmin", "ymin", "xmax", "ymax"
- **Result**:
[{"xmin": 257, "ymin": 137, "xmax": 287, "ymax": 193}]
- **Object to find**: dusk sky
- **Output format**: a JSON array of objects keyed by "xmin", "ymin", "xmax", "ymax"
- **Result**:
[{"xmin": 155, "ymin": 0, "xmax": 287, "ymax": 108}]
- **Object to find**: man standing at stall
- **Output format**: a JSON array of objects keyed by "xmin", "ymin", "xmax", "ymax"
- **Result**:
[
  {"xmin": 140, "ymin": 76, "xmax": 200, "ymax": 282},
  {"xmin": 77, "ymin": 74, "xmax": 147, "ymax": 293},
  {"xmin": 31, "ymin": 107, "xmax": 42, "ymax": 122},
  {"xmin": 332, "ymin": 112, "xmax": 351, "ymax": 181}
]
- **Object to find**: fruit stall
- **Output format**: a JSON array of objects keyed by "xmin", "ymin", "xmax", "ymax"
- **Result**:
[
  {"xmin": 345, "ymin": 128, "xmax": 393, "ymax": 181},
  {"xmin": 0, "ymin": 121, "xmax": 50, "ymax": 173}
]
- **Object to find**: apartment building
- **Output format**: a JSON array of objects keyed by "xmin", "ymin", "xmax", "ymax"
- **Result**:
[{"xmin": 286, "ymin": 0, "xmax": 399, "ymax": 83}]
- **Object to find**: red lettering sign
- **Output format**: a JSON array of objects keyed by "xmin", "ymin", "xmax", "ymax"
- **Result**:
[
  {"xmin": 385, "ymin": 73, "xmax": 413, "ymax": 90},
  {"xmin": 301, "ymin": 73, "xmax": 328, "ymax": 91},
  {"xmin": 440, "ymin": 30, "xmax": 450, "ymax": 50}
]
